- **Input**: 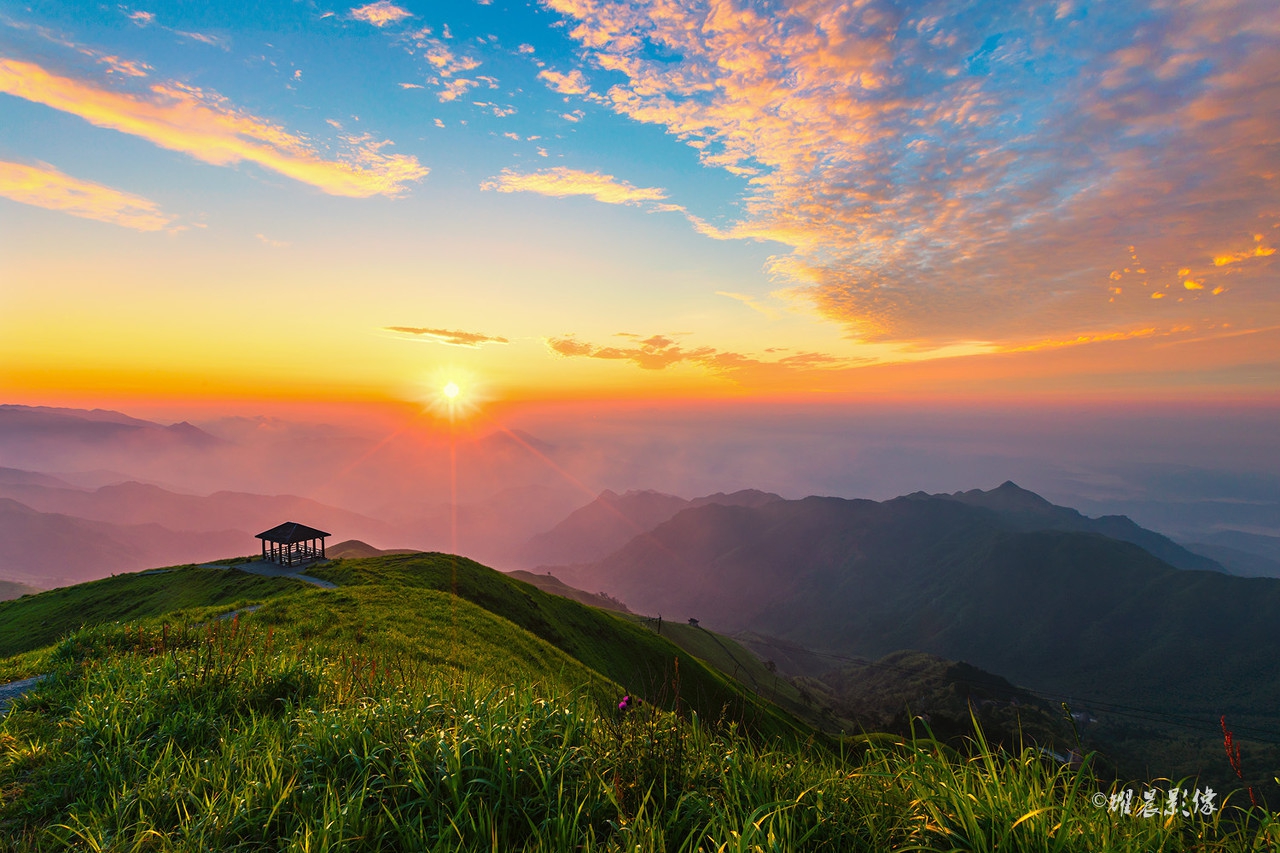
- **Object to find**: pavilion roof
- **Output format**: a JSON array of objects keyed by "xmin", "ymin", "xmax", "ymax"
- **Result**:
[{"xmin": 255, "ymin": 521, "xmax": 332, "ymax": 544}]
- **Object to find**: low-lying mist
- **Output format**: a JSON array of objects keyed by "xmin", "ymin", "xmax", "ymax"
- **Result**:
[{"xmin": 1, "ymin": 399, "xmax": 1277, "ymax": 582}]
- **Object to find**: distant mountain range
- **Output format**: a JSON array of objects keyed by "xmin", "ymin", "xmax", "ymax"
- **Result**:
[
  {"xmin": 1181, "ymin": 530, "xmax": 1280, "ymax": 578},
  {"xmin": 0, "ymin": 405, "xmax": 221, "ymax": 463},
  {"xmin": 547, "ymin": 483, "xmax": 1279, "ymax": 735},
  {"xmin": 933, "ymin": 481, "xmax": 1223, "ymax": 572},
  {"xmin": 518, "ymin": 488, "xmax": 782, "ymax": 566},
  {"xmin": 0, "ymin": 471, "xmax": 397, "ymax": 585},
  {"xmin": 0, "ymin": 478, "xmax": 394, "ymax": 540},
  {"xmin": 0, "ymin": 497, "xmax": 250, "ymax": 586}
]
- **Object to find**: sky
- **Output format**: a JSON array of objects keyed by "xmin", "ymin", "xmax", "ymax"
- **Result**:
[{"xmin": 0, "ymin": 0, "xmax": 1277, "ymax": 411}]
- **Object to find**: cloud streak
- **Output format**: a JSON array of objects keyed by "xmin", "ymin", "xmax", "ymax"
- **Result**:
[
  {"xmin": 546, "ymin": 332, "xmax": 860, "ymax": 383},
  {"xmin": 543, "ymin": 0, "xmax": 1280, "ymax": 347},
  {"xmin": 0, "ymin": 160, "xmax": 172, "ymax": 231},
  {"xmin": 0, "ymin": 58, "xmax": 428, "ymax": 198},
  {"xmin": 481, "ymin": 166, "xmax": 667, "ymax": 206},
  {"xmin": 386, "ymin": 326, "xmax": 510, "ymax": 347}
]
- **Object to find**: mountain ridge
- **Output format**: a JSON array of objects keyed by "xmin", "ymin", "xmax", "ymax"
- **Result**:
[
  {"xmin": 925, "ymin": 480, "xmax": 1223, "ymax": 572},
  {"xmin": 518, "ymin": 487, "xmax": 783, "ymax": 567},
  {"xmin": 547, "ymin": 487, "xmax": 1280, "ymax": 726}
]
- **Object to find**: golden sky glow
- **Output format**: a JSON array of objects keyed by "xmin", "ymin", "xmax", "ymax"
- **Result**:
[{"xmin": 0, "ymin": 0, "xmax": 1275, "ymax": 409}]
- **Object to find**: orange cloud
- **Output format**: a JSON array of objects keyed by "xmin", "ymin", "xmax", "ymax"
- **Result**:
[
  {"xmin": 539, "ymin": 69, "xmax": 591, "ymax": 95},
  {"xmin": 349, "ymin": 1, "xmax": 412, "ymax": 26},
  {"xmin": 1005, "ymin": 327, "xmax": 1161, "ymax": 353},
  {"xmin": 418, "ymin": 41, "xmax": 480, "ymax": 77},
  {"xmin": 545, "ymin": 333, "xmax": 860, "ymax": 382},
  {"xmin": 548, "ymin": 333, "xmax": 714, "ymax": 370},
  {"xmin": 543, "ymin": 0, "xmax": 1280, "ymax": 350},
  {"xmin": 437, "ymin": 79, "xmax": 480, "ymax": 102},
  {"xmin": 386, "ymin": 327, "xmax": 510, "ymax": 347},
  {"xmin": 0, "ymin": 58, "xmax": 428, "ymax": 198},
  {"xmin": 1214, "ymin": 236, "xmax": 1276, "ymax": 266},
  {"xmin": 0, "ymin": 160, "xmax": 172, "ymax": 231},
  {"xmin": 481, "ymin": 167, "xmax": 668, "ymax": 206}
]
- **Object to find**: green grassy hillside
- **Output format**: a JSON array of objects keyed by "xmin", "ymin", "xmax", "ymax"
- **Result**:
[
  {"xmin": 2, "ymin": 552, "xmax": 1277, "ymax": 851},
  {"xmin": 308, "ymin": 554, "xmax": 803, "ymax": 738},
  {"xmin": 0, "ymin": 567, "xmax": 303, "ymax": 671}
]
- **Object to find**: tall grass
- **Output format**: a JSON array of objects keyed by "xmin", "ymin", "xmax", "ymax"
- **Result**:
[{"xmin": 2, "ymin": 612, "xmax": 1276, "ymax": 852}]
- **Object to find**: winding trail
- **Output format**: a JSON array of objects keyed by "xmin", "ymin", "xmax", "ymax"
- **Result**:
[
  {"xmin": 0, "ymin": 675, "xmax": 47, "ymax": 719},
  {"xmin": 197, "ymin": 560, "xmax": 336, "ymax": 589}
]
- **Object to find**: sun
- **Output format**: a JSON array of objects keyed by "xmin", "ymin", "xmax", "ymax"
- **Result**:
[{"xmin": 418, "ymin": 369, "xmax": 488, "ymax": 423}]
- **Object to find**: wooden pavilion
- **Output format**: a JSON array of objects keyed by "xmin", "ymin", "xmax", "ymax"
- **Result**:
[{"xmin": 256, "ymin": 521, "xmax": 331, "ymax": 567}]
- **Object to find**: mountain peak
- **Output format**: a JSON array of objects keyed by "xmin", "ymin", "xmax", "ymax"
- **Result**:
[{"xmin": 949, "ymin": 481, "xmax": 1055, "ymax": 512}]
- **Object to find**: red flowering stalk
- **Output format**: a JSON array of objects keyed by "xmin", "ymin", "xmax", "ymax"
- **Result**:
[{"xmin": 1221, "ymin": 714, "xmax": 1261, "ymax": 809}]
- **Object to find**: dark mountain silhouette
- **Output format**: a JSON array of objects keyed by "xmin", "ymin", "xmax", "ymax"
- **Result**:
[
  {"xmin": 551, "ymin": 488, "xmax": 1280, "ymax": 727},
  {"xmin": 932, "ymin": 480, "xmax": 1224, "ymax": 572},
  {"xmin": 519, "ymin": 488, "xmax": 782, "ymax": 566}
]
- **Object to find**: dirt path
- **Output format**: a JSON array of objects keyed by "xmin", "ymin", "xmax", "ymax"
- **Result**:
[
  {"xmin": 0, "ymin": 675, "xmax": 47, "ymax": 719},
  {"xmin": 198, "ymin": 561, "xmax": 336, "ymax": 589}
]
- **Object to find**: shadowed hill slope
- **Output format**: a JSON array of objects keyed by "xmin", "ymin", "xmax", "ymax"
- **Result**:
[
  {"xmin": 801, "ymin": 650, "xmax": 1073, "ymax": 753},
  {"xmin": 553, "ymin": 494, "xmax": 1280, "ymax": 723},
  {"xmin": 505, "ymin": 569, "xmax": 630, "ymax": 612}
]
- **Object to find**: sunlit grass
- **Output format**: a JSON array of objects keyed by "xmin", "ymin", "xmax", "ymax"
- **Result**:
[{"xmin": 3, "ymin": 607, "xmax": 1276, "ymax": 852}]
